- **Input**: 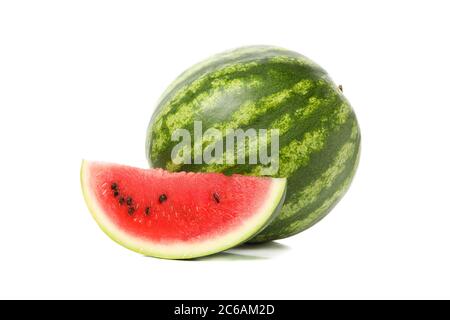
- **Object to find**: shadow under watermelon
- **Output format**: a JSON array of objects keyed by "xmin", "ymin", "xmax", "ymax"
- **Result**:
[{"xmin": 191, "ymin": 241, "xmax": 291, "ymax": 261}]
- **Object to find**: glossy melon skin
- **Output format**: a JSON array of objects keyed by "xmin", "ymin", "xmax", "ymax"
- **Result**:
[
  {"xmin": 146, "ymin": 46, "xmax": 361, "ymax": 242},
  {"xmin": 81, "ymin": 161, "xmax": 286, "ymax": 259}
]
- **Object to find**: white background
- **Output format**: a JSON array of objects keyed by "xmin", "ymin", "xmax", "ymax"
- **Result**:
[{"xmin": 1, "ymin": 0, "xmax": 449, "ymax": 299}]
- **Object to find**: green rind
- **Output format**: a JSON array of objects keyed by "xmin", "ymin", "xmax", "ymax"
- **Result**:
[
  {"xmin": 250, "ymin": 132, "xmax": 361, "ymax": 242},
  {"xmin": 146, "ymin": 45, "xmax": 361, "ymax": 242},
  {"xmin": 145, "ymin": 45, "xmax": 326, "ymax": 164},
  {"xmin": 80, "ymin": 160, "xmax": 287, "ymax": 259}
]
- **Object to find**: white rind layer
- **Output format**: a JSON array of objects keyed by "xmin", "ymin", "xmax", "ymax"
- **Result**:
[{"xmin": 80, "ymin": 160, "xmax": 286, "ymax": 259}]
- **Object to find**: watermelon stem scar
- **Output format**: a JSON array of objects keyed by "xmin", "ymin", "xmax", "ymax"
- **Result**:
[{"xmin": 80, "ymin": 160, "xmax": 287, "ymax": 259}]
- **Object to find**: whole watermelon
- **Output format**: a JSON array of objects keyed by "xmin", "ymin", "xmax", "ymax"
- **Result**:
[{"xmin": 146, "ymin": 46, "xmax": 360, "ymax": 242}]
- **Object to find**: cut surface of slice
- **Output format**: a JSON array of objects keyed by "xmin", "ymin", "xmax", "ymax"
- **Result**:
[{"xmin": 80, "ymin": 160, "xmax": 286, "ymax": 259}]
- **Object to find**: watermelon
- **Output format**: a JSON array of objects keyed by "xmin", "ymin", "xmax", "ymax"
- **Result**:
[
  {"xmin": 146, "ymin": 45, "xmax": 361, "ymax": 242},
  {"xmin": 80, "ymin": 160, "xmax": 286, "ymax": 259}
]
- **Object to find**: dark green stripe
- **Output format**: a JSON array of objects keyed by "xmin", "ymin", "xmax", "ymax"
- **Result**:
[
  {"xmin": 151, "ymin": 65, "xmax": 331, "ymax": 165},
  {"xmin": 253, "ymin": 123, "xmax": 361, "ymax": 241},
  {"xmin": 155, "ymin": 46, "xmax": 319, "ymax": 112},
  {"xmin": 152, "ymin": 77, "xmax": 339, "ymax": 171}
]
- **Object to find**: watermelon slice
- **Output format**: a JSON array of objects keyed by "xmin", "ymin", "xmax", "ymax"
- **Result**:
[{"xmin": 80, "ymin": 161, "xmax": 287, "ymax": 259}]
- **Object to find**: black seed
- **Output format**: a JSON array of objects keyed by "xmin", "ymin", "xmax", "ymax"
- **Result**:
[
  {"xmin": 113, "ymin": 191, "xmax": 119, "ymax": 197},
  {"xmin": 159, "ymin": 194, "xmax": 167, "ymax": 203},
  {"xmin": 119, "ymin": 197, "xmax": 125, "ymax": 205},
  {"xmin": 126, "ymin": 197, "xmax": 132, "ymax": 206},
  {"xmin": 213, "ymin": 192, "xmax": 220, "ymax": 203},
  {"xmin": 338, "ymin": 84, "xmax": 343, "ymax": 92},
  {"xmin": 111, "ymin": 183, "xmax": 118, "ymax": 190},
  {"xmin": 128, "ymin": 207, "xmax": 135, "ymax": 215},
  {"xmin": 145, "ymin": 207, "xmax": 150, "ymax": 216}
]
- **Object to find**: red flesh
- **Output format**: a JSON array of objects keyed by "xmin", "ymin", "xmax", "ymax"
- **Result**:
[{"xmin": 87, "ymin": 162, "xmax": 273, "ymax": 242}]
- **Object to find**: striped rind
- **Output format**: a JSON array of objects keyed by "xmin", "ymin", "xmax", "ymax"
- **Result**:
[
  {"xmin": 146, "ymin": 45, "xmax": 361, "ymax": 242},
  {"xmin": 80, "ymin": 160, "xmax": 287, "ymax": 259}
]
